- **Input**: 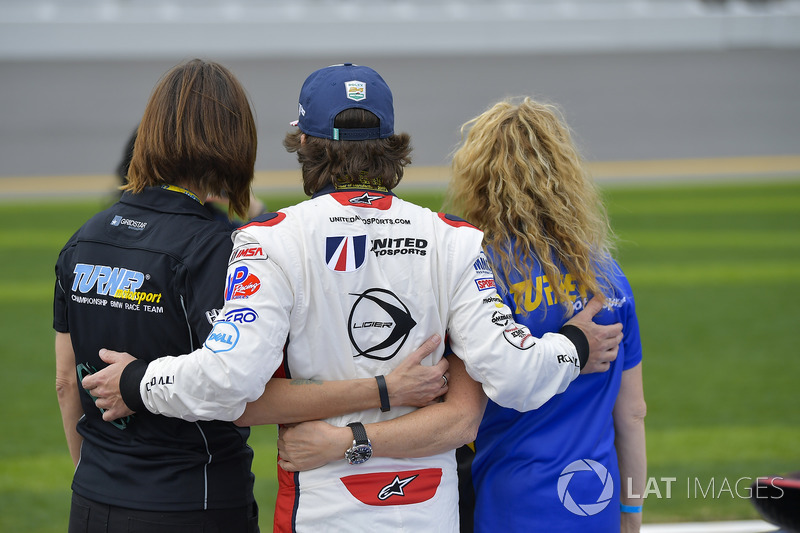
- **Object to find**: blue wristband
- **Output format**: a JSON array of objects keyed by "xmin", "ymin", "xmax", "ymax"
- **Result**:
[{"xmin": 620, "ymin": 504, "xmax": 643, "ymax": 513}]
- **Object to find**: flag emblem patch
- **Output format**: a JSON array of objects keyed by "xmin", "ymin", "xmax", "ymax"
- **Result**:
[{"xmin": 326, "ymin": 235, "xmax": 367, "ymax": 272}]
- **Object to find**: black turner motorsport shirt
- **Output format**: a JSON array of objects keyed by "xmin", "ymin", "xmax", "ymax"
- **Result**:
[{"xmin": 54, "ymin": 187, "xmax": 254, "ymax": 511}]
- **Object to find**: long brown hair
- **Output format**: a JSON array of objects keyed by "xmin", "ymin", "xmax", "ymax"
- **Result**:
[
  {"xmin": 446, "ymin": 97, "xmax": 615, "ymax": 315},
  {"xmin": 125, "ymin": 59, "xmax": 257, "ymax": 219}
]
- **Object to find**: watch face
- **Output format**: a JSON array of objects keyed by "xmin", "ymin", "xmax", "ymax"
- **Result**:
[{"xmin": 346, "ymin": 444, "xmax": 373, "ymax": 465}]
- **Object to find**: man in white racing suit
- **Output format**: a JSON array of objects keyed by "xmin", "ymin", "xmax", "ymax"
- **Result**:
[{"xmin": 85, "ymin": 63, "xmax": 622, "ymax": 532}]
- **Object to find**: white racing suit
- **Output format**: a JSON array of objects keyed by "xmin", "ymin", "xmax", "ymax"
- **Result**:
[{"xmin": 134, "ymin": 186, "xmax": 585, "ymax": 532}]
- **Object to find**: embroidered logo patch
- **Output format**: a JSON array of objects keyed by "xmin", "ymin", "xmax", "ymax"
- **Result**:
[
  {"xmin": 225, "ymin": 266, "xmax": 261, "ymax": 300},
  {"xmin": 326, "ymin": 235, "xmax": 368, "ymax": 272},
  {"xmin": 345, "ymin": 80, "xmax": 366, "ymax": 101},
  {"xmin": 340, "ymin": 468, "xmax": 442, "ymax": 506},
  {"xmin": 204, "ymin": 321, "xmax": 240, "ymax": 353}
]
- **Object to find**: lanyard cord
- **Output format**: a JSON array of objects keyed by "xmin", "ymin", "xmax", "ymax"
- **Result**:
[{"xmin": 161, "ymin": 184, "xmax": 204, "ymax": 204}]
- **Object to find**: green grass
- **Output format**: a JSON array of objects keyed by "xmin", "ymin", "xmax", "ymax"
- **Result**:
[
  {"xmin": 1, "ymin": 180, "xmax": 799, "ymax": 530},
  {"xmin": 604, "ymin": 181, "xmax": 800, "ymax": 522}
]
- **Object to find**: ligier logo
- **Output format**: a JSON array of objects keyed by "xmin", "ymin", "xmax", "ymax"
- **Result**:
[
  {"xmin": 557, "ymin": 459, "xmax": 614, "ymax": 516},
  {"xmin": 348, "ymin": 288, "xmax": 416, "ymax": 361}
]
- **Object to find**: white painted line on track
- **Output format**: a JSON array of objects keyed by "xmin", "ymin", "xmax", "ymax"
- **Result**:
[{"xmin": 642, "ymin": 519, "xmax": 781, "ymax": 533}]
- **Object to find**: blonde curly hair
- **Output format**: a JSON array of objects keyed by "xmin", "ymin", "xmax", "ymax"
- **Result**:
[{"xmin": 446, "ymin": 97, "xmax": 615, "ymax": 315}]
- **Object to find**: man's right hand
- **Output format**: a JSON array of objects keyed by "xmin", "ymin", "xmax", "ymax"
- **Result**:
[
  {"xmin": 80, "ymin": 349, "xmax": 137, "ymax": 420},
  {"xmin": 385, "ymin": 334, "xmax": 449, "ymax": 407},
  {"xmin": 565, "ymin": 298, "xmax": 623, "ymax": 374}
]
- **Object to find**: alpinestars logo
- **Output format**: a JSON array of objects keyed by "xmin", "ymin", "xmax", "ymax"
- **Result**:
[
  {"xmin": 349, "ymin": 192, "xmax": 383, "ymax": 205},
  {"xmin": 378, "ymin": 475, "xmax": 419, "ymax": 500},
  {"xmin": 340, "ymin": 468, "xmax": 442, "ymax": 506},
  {"xmin": 348, "ymin": 288, "xmax": 416, "ymax": 360}
]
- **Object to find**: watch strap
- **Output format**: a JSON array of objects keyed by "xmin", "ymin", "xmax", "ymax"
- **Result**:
[
  {"xmin": 347, "ymin": 421, "xmax": 369, "ymax": 445},
  {"xmin": 375, "ymin": 375, "xmax": 390, "ymax": 412}
]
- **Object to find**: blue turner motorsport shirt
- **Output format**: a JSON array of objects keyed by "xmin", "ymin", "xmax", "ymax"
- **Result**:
[
  {"xmin": 471, "ymin": 247, "xmax": 642, "ymax": 532},
  {"xmin": 53, "ymin": 187, "xmax": 255, "ymax": 511}
]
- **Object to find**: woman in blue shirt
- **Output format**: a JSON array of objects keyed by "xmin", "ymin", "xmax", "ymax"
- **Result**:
[{"xmin": 447, "ymin": 97, "xmax": 647, "ymax": 532}]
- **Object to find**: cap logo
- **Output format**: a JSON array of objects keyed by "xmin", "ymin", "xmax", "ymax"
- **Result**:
[{"xmin": 345, "ymin": 80, "xmax": 366, "ymax": 101}]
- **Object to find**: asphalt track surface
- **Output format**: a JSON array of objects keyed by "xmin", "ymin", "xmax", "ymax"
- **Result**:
[{"xmin": 1, "ymin": 48, "xmax": 799, "ymax": 197}]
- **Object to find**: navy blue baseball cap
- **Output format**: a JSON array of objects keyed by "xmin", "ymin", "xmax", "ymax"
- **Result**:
[{"xmin": 292, "ymin": 63, "xmax": 394, "ymax": 141}]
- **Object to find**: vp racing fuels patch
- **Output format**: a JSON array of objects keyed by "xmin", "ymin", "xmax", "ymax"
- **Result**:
[{"xmin": 225, "ymin": 266, "xmax": 261, "ymax": 300}]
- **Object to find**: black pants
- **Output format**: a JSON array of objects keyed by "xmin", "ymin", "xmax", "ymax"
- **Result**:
[
  {"xmin": 456, "ymin": 444, "xmax": 475, "ymax": 533},
  {"xmin": 69, "ymin": 492, "xmax": 259, "ymax": 533}
]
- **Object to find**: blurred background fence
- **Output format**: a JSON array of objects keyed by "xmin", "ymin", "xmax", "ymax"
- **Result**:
[
  {"xmin": 1, "ymin": 0, "xmax": 799, "ymax": 191},
  {"xmin": 2, "ymin": 0, "xmax": 800, "ymax": 60}
]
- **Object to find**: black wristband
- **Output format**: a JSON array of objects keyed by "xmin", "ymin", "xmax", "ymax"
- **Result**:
[
  {"xmin": 119, "ymin": 358, "xmax": 149, "ymax": 413},
  {"xmin": 375, "ymin": 375, "xmax": 390, "ymax": 412},
  {"xmin": 558, "ymin": 324, "xmax": 590, "ymax": 370}
]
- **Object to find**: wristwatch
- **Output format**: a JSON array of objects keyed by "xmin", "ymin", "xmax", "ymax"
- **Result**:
[{"xmin": 345, "ymin": 422, "xmax": 373, "ymax": 465}]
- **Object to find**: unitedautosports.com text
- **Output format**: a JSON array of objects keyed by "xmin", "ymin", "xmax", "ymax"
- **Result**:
[{"xmin": 626, "ymin": 476, "xmax": 784, "ymax": 500}]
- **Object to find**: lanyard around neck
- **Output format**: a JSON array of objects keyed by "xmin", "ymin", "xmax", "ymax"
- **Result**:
[{"xmin": 161, "ymin": 184, "xmax": 203, "ymax": 204}]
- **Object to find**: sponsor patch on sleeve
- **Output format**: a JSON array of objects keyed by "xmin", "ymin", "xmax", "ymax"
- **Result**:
[
  {"xmin": 229, "ymin": 243, "xmax": 267, "ymax": 264},
  {"xmin": 223, "ymin": 307, "xmax": 259, "ymax": 324},
  {"xmin": 502, "ymin": 324, "xmax": 537, "ymax": 350},
  {"xmin": 472, "ymin": 252, "xmax": 494, "ymax": 276},
  {"xmin": 204, "ymin": 321, "xmax": 240, "ymax": 353},
  {"xmin": 475, "ymin": 278, "xmax": 496, "ymax": 291},
  {"xmin": 225, "ymin": 266, "xmax": 261, "ymax": 300}
]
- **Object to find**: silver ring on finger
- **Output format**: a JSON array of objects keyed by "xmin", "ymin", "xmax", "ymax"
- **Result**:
[{"xmin": 442, "ymin": 374, "xmax": 448, "ymax": 388}]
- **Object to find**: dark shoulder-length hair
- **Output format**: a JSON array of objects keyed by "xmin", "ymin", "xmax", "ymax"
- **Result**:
[
  {"xmin": 283, "ymin": 108, "xmax": 412, "ymax": 196},
  {"xmin": 125, "ymin": 58, "xmax": 257, "ymax": 219}
]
